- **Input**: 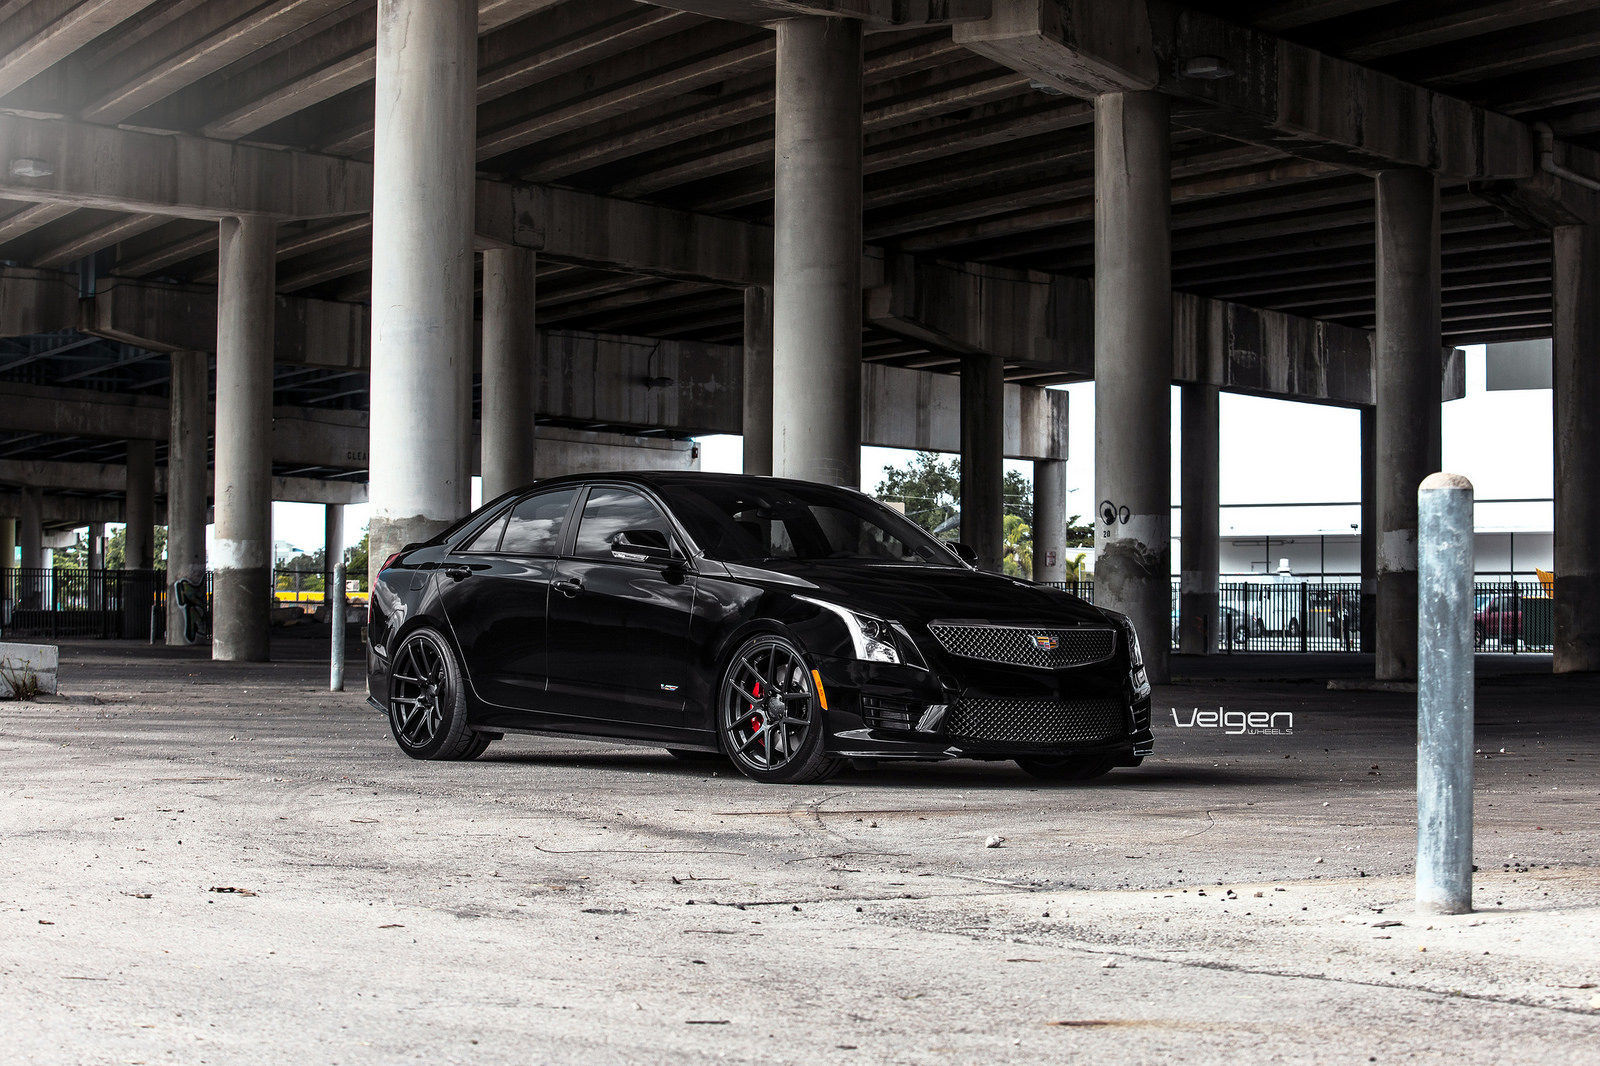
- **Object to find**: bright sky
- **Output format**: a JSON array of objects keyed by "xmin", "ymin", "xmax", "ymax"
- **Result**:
[{"xmin": 263, "ymin": 343, "xmax": 1552, "ymax": 557}]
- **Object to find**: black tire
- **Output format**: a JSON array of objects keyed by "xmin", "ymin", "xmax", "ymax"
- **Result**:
[
  {"xmin": 1015, "ymin": 755, "xmax": 1118, "ymax": 782},
  {"xmin": 716, "ymin": 633, "xmax": 841, "ymax": 785},
  {"xmin": 386, "ymin": 627, "xmax": 486, "ymax": 761},
  {"xmin": 666, "ymin": 748, "xmax": 726, "ymax": 763}
]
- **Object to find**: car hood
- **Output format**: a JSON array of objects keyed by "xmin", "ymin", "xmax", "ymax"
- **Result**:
[{"xmin": 723, "ymin": 559, "xmax": 1113, "ymax": 629}]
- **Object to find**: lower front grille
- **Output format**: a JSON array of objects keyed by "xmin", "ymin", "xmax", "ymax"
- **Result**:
[
  {"xmin": 945, "ymin": 696, "xmax": 1127, "ymax": 745},
  {"xmin": 861, "ymin": 694, "xmax": 917, "ymax": 732}
]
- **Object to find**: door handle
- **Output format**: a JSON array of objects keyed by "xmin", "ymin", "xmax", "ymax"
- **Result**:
[
  {"xmin": 554, "ymin": 578, "xmax": 583, "ymax": 598},
  {"xmin": 443, "ymin": 565, "xmax": 471, "ymax": 581}
]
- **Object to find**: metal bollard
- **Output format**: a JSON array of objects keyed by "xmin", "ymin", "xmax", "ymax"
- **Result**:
[
  {"xmin": 1417, "ymin": 472, "xmax": 1475, "ymax": 914},
  {"xmin": 330, "ymin": 563, "xmax": 346, "ymax": 692}
]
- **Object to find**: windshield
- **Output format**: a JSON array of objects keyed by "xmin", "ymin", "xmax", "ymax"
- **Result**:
[{"xmin": 657, "ymin": 480, "xmax": 964, "ymax": 566}]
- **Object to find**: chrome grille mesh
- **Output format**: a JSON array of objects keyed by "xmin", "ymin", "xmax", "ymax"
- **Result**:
[
  {"xmin": 945, "ymin": 697, "xmax": 1126, "ymax": 745},
  {"xmin": 927, "ymin": 623, "xmax": 1115, "ymax": 669}
]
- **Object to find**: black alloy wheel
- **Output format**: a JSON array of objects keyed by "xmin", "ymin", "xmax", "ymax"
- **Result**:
[
  {"xmin": 387, "ymin": 627, "xmax": 493, "ymax": 761},
  {"xmin": 1015, "ymin": 755, "xmax": 1118, "ymax": 782},
  {"xmin": 717, "ymin": 634, "xmax": 840, "ymax": 784}
]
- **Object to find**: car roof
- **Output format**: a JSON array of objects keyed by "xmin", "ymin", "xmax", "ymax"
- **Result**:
[{"xmin": 510, "ymin": 470, "xmax": 866, "ymax": 495}]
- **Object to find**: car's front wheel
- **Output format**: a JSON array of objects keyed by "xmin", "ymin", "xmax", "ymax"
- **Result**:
[
  {"xmin": 1015, "ymin": 755, "xmax": 1117, "ymax": 782},
  {"xmin": 717, "ymin": 634, "xmax": 840, "ymax": 784},
  {"xmin": 387, "ymin": 627, "xmax": 493, "ymax": 761}
]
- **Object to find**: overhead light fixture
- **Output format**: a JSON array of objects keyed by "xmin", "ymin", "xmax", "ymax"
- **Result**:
[
  {"xmin": 1180, "ymin": 55, "xmax": 1234, "ymax": 80},
  {"xmin": 9, "ymin": 157, "xmax": 53, "ymax": 178},
  {"xmin": 1027, "ymin": 79, "xmax": 1066, "ymax": 96},
  {"xmin": 641, "ymin": 375, "xmax": 675, "ymax": 388}
]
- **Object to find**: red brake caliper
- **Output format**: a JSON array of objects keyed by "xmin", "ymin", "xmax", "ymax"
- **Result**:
[{"xmin": 750, "ymin": 682, "xmax": 764, "ymax": 744}]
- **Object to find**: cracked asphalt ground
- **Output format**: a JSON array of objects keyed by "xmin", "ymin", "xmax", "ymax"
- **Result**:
[{"xmin": 2, "ymin": 639, "xmax": 1598, "ymax": 1064}]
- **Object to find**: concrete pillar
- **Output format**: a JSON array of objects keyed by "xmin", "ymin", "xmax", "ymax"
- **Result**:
[
  {"xmin": 0, "ymin": 516, "xmax": 15, "ymax": 574},
  {"xmin": 213, "ymin": 215, "xmax": 276, "ymax": 662},
  {"xmin": 480, "ymin": 246, "xmax": 538, "ymax": 500},
  {"xmin": 960, "ymin": 354, "xmax": 1005, "ymax": 571},
  {"xmin": 1033, "ymin": 458, "xmax": 1068, "ymax": 584},
  {"xmin": 1093, "ymin": 91, "xmax": 1172, "ymax": 683},
  {"xmin": 771, "ymin": 16, "xmax": 863, "ymax": 487},
  {"xmin": 166, "ymin": 350, "xmax": 209, "ymax": 644},
  {"xmin": 742, "ymin": 284, "xmax": 774, "ymax": 476},
  {"xmin": 1178, "ymin": 383, "xmax": 1219, "ymax": 656},
  {"xmin": 324, "ymin": 503, "xmax": 345, "ymax": 597},
  {"xmin": 369, "ymin": 0, "xmax": 477, "ymax": 583},
  {"xmin": 1553, "ymin": 222, "xmax": 1600, "ymax": 673},
  {"xmin": 124, "ymin": 439, "xmax": 155, "ymax": 570},
  {"xmin": 1374, "ymin": 168, "xmax": 1442, "ymax": 680},
  {"xmin": 1360, "ymin": 406, "xmax": 1377, "ymax": 653},
  {"xmin": 87, "ymin": 523, "xmax": 105, "ymax": 571},
  {"xmin": 19, "ymin": 487, "xmax": 42, "ymax": 608}
]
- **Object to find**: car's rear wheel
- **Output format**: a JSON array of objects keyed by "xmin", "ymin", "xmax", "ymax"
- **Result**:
[
  {"xmin": 1015, "ymin": 755, "xmax": 1117, "ymax": 782},
  {"xmin": 717, "ymin": 634, "xmax": 840, "ymax": 784},
  {"xmin": 387, "ymin": 627, "xmax": 492, "ymax": 761}
]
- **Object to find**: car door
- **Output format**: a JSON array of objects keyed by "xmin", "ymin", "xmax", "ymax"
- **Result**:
[
  {"xmin": 437, "ymin": 487, "xmax": 579, "ymax": 721},
  {"xmin": 544, "ymin": 484, "xmax": 698, "ymax": 733}
]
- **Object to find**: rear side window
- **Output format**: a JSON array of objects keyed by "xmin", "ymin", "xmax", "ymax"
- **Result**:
[
  {"xmin": 572, "ymin": 487, "xmax": 673, "ymax": 560},
  {"xmin": 458, "ymin": 510, "xmax": 509, "ymax": 553},
  {"xmin": 500, "ymin": 488, "xmax": 578, "ymax": 556}
]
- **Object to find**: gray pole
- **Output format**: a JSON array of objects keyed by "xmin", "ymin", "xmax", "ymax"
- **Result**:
[
  {"xmin": 1552, "ymin": 222, "xmax": 1600, "ymax": 672},
  {"xmin": 1417, "ymin": 471, "xmax": 1474, "ymax": 915},
  {"xmin": 960, "ymin": 353, "xmax": 1005, "ymax": 571},
  {"xmin": 742, "ymin": 284, "xmax": 774, "ymax": 476},
  {"xmin": 331, "ymin": 562, "xmax": 346, "ymax": 692},
  {"xmin": 480, "ymin": 246, "xmax": 539, "ymax": 501},
  {"xmin": 1032, "ymin": 458, "xmax": 1068, "ymax": 583},
  {"xmin": 167, "ymin": 351, "xmax": 209, "ymax": 645},
  {"xmin": 1179, "ymin": 383, "xmax": 1219, "ymax": 655},
  {"xmin": 124, "ymin": 438, "xmax": 156, "ymax": 570}
]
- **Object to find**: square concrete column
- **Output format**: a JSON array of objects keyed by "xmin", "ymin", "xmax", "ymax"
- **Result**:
[
  {"xmin": 742, "ymin": 284, "xmax": 774, "ymax": 476},
  {"xmin": 213, "ymin": 215, "xmax": 276, "ymax": 662},
  {"xmin": 1093, "ymin": 91, "xmax": 1172, "ymax": 683},
  {"xmin": 368, "ymin": 0, "xmax": 477, "ymax": 582},
  {"xmin": 1360, "ymin": 406, "xmax": 1377, "ymax": 653},
  {"xmin": 124, "ymin": 439, "xmax": 155, "ymax": 570},
  {"xmin": 166, "ymin": 350, "xmax": 209, "ymax": 644},
  {"xmin": 960, "ymin": 354, "xmax": 1005, "ymax": 571},
  {"xmin": 0, "ymin": 516, "xmax": 14, "ymax": 574},
  {"xmin": 19, "ymin": 487, "xmax": 42, "ymax": 608},
  {"xmin": 1032, "ymin": 458, "xmax": 1069, "ymax": 583},
  {"xmin": 480, "ymin": 246, "xmax": 539, "ymax": 501},
  {"xmin": 87, "ymin": 523, "xmax": 105, "ymax": 571},
  {"xmin": 324, "ymin": 503, "xmax": 345, "ymax": 595},
  {"xmin": 1374, "ymin": 169, "xmax": 1443, "ymax": 680},
  {"xmin": 1178, "ymin": 383, "xmax": 1219, "ymax": 656},
  {"xmin": 771, "ymin": 16, "xmax": 863, "ymax": 487},
  {"xmin": 1553, "ymin": 222, "xmax": 1600, "ymax": 673}
]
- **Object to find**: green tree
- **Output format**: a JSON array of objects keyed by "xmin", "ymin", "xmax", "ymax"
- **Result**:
[
  {"xmin": 872, "ymin": 452, "xmax": 1035, "ymax": 533},
  {"xmin": 344, "ymin": 530, "xmax": 369, "ymax": 591},
  {"xmin": 1001, "ymin": 515, "xmax": 1033, "ymax": 578},
  {"xmin": 103, "ymin": 525, "xmax": 166, "ymax": 570}
]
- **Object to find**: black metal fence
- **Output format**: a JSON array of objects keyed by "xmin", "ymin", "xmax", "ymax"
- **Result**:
[
  {"xmin": 0, "ymin": 567, "xmax": 168, "ymax": 640},
  {"xmin": 1044, "ymin": 576, "xmax": 1555, "ymax": 654}
]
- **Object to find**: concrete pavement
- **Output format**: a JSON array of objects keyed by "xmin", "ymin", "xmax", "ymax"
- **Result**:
[{"xmin": 1, "ymin": 640, "xmax": 1597, "ymax": 1063}]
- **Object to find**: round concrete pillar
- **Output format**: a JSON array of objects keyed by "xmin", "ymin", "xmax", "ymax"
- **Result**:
[
  {"xmin": 166, "ymin": 351, "xmax": 209, "ymax": 644},
  {"xmin": 369, "ymin": 0, "xmax": 477, "ymax": 583},
  {"xmin": 1092, "ymin": 90, "xmax": 1172, "ymax": 683},
  {"xmin": 1032, "ymin": 458, "xmax": 1069, "ymax": 584},
  {"xmin": 481, "ymin": 246, "xmax": 539, "ymax": 501},
  {"xmin": 324, "ymin": 503, "xmax": 345, "ymax": 598},
  {"xmin": 771, "ymin": 16, "xmax": 863, "ymax": 487},
  {"xmin": 124, "ymin": 439, "xmax": 155, "ymax": 570},
  {"xmin": 18, "ymin": 487, "xmax": 43, "ymax": 608},
  {"xmin": 742, "ymin": 284, "xmax": 774, "ymax": 476},
  {"xmin": 1178, "ymin": 383, "xmax": 1219, "ymax": 656},
  {"xmin": 960, "ymin": 354, "xmax": 1005, "ymax": 571},
  {"xmin": 1553, "ymin": 222, "xmax": 1600, "ymax": 673},
  {"xmin": 1374, "ymin": 168, "xmax": 1442, "ymax": 680},
  {"xmin": 213, "ymin": 215, "xmax": 276, "ymax": 662}
]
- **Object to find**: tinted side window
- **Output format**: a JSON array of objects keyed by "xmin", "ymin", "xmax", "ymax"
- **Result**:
[
  {"xmin": 573, "ymin": 487, "xmax": 673, "ymax": 560},
  {"xmin": 500, "ymin": 488, "xmax": 578, "ymax": 556},
  {"xmin": 459, "ymin": 511, "xmax": 510, "ymax": 553}
]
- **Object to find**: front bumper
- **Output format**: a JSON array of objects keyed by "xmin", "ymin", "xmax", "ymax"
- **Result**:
[{"xmin": 813, "ymin": 655, "xmax": 1153, "ymax": 763}]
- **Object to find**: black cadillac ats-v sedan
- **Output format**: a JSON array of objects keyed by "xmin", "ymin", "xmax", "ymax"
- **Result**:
[{"xmin": 367, "ymin": 472, "xmax": 1154, "ymax": 784}]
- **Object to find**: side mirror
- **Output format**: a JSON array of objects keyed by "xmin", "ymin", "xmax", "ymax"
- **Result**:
[
  {"xmin": 610, "ymin": 528, "xmax": 676, "ymax": 564},
  {"xmin": 951, "ymin": 542, "xmax": 979, "ymax": 566}
]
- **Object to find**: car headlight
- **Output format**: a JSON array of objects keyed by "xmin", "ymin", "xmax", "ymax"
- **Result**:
[
  {"xmin": 797, "ymin": 597, "xmax": 921, "ymax": 667},
  {"xmin": 1113, "ymin": 614, "xmax": 1151, "ymax": 699}
]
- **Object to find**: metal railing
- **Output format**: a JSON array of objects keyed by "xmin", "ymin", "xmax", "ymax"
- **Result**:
[
  {"xmin": 1043, "ymin": 576, "xmax": 1554, "ymax": 654},
  {"xmin": 0, "ymin": 567, "xmax": 169, "ymax": 640}
]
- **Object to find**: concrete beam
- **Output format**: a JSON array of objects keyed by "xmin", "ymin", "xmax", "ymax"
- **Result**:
[
  {"xmin": 642, "ymin": 0, "xmax": 988, "ymax": 30},
  {"xmin": 860, "ymin": 362, "xmax": 1066, "ymax": 460},
  {"xmin": 953, "ymin": 0, "xmax": 1545, "ymax": 182},
  {"xmin": 0, "ymin": 0, "xmax": 161, "ymax": 99},
  {"xmin": 0, "ymin": 491, "xmax": 136, "ymax": 528},
  {"xmin": 0, "ymin": 459, "xmax": 367, "ymax": 506}
]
